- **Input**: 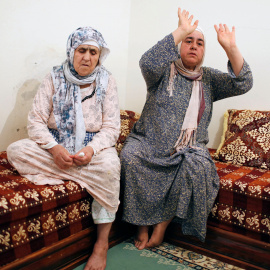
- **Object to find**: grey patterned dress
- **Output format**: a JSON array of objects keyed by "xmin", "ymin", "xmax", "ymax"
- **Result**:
[{"xmin": 120, "ymin": 33, "xmax": 253, "ymax": 241}]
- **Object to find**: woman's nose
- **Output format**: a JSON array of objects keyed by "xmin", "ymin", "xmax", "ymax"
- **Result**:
[
  {"xmin": 191, "ymin": 42, "xmax": 197, "ymax": 49},
  {"xmin": 83, "ymin": 51, "xmax": 91, "ymax": 60}
]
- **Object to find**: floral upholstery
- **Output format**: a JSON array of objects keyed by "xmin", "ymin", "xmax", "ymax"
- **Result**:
[
  {"xmin": 214, "ymin": 109, "xmax": 270, "ymax": 169},
  {"xmin": 116, "ymin": 110, "xmax": 140, "ymax": 154},
  {"xmin": 0, "ymin": 151, "xmax": 93, "ymax": 266},
  {"xmin": 0, "ymin": 109, "xmax": 140, "ymax": 267},
  {"xmin": 208, "ymin": 149, "xmax": 270, "ymax": 242},
  {"xmin": 0, "ymin": 109, "xmax": 269, "ymax": 267}
]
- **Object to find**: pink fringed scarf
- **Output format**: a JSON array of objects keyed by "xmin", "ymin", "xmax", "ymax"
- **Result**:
[{"xmin": 168, "ymin": 27, "xmax": 205, "ymax": 152}]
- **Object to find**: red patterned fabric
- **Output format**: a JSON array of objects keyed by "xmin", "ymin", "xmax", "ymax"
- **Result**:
[
  {"xmin": 0, "ymin": 110, "xmax": 140, "ymax": 267},
  {"xmin": 215, "ymin": 109, "xmax": 270, "ymax": 169},
  {"xmin": 115, "ymin": 110, "xmax": 141, "ymax": 154},
  {"xmin": 1, "ymin": 110, "xmax": 269, "ymax": 267},
  {"xmin": 0, "ymin": 151, "xmax": 93, "ymax": 266},
  {"xmin": 209, "ymin": 149, "xmax": 270, "ymax": 242}
]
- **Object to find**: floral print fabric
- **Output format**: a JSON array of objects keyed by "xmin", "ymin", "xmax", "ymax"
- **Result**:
[
  {"xmin": 215, "ymin": 109, "xmax": 270, "ymax": 169},
  {"xmin": 27, "ymin": 74, "xmax": 120, "ymax": 154},
  {"xmin": 7, "ymin": 72, "xmax": 120, "ymax": 213},
  {"xmin": 51, "ymin": 26, "xmax": 111, "ymax": 154},
  {"xmin": 120, "ymin": 33, "xmax": 253, "ymax": 241}
]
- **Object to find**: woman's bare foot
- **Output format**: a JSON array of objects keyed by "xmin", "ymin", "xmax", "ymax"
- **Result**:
[
  {"xmin": 134, "ymin": 225, "xmax": 149, "ymax": 250},
  {"xmin": 84, "ymin": 242, "xmax": 108, "ymax": 270},
  {"xmin": 84, "ymin": 222, "xmax": 112, "ymax": 270},
  {"xmin": 146, "ymin": 218, "xmax": 173, "ymax": 248}
]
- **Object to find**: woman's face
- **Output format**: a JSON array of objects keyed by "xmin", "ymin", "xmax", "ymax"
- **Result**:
[
  {"xmin": 73, "ymin": 45, "xmax": 100, "ymax": 76},
  {"xmin": 180, "ymin": 31, "xmax": 204, "ymax": 71}
]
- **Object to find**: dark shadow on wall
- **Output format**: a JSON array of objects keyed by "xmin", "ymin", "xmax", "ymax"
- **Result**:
[{"xmin": 0, "ymin": 79, "xmax": 40, "ymax": 151}]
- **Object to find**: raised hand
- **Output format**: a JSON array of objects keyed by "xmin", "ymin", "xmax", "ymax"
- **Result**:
[
  {"xmin": 173, "ymin": 8, "xmax": 199, "ymax": 45},
  {"xmin": 214, "ymin": 24, "xmax": 236, "ymax": 52},
  {"xmin": 214, "ymin": 23, "xmax": 243, "ymax": 76},
  {"xmin": 178, "ymin": 8, "xmax": 198, "ymax": 36}
]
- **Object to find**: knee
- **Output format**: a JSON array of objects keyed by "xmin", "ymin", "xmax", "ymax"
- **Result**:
[
  {"xmin": 99, "ymin": 148, "xmax": 120, "ymax": 175},
  {"xmin": 7, "ymin": 141, "xmax": 21, "ymax": 161},
  {"xmin": 7, "ymin": 139, "xmax": 29, "ymax": 162},
  {"xmin": 120, "ymin": 143, "xmax": 137, "ymax": 165}
]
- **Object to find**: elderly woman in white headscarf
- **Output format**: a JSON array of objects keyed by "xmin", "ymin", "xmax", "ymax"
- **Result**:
[
  {"xmin": 7, "ymin": 26, "xmax": 120, "ymax": 270},
  {"xmin": 120, "ymin": 8, "xmax": 253, "ymax": 250}
]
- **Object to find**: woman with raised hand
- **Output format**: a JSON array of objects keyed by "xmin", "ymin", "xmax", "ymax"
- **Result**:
[{"xmin": 120, "ymin": 8, "xmax": 253, "ymax": 250}]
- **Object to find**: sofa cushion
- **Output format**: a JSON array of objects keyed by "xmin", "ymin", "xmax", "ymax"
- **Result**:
[
  {"xmin": 209, "ymin": 149, "xmax": 270, "ymax": 242},
  {"xmin": 0, "ymin": 110, "xmax": 140, "ymax": 226},
  {"xmin": 0, "ymin": 151, "xmax": 93, "ymax": 266},
  {"xmin": 0, "ymin": 151, "xmax": 91, "ymax": 226},
  {"xmin": 214, "ymin": 109, "xmax": 270, "ymax": 169},
  {"xmin": 116, "ymin": 110, "xmax": 140, "ymax": 154},
  {"xmin": 0, "ymin": 109, "xmax": 140, "ymax": 266}
]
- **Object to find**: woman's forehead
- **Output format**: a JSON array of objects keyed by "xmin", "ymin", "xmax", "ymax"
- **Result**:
[
  {"xmin": 76, "ymin": 44, "xmax": 100, "ymax": 51},
  {"xmin": 186, "ymin": 30, "xmax": 204, "ymax": 41}
]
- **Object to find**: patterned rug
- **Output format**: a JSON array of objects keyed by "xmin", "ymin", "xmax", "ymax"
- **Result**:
[{"xmin": 74, "ymin": 238, "xmax": 243, "ymax": 270}]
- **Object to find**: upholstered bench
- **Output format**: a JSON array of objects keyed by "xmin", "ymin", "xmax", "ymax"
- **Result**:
[
  {"xmin": 166, "ymin": 109, "xmax": 270, "ymax": 269},
  {"xmin": 0, "ymin": 110, "xmax": 139, "ymax": 270},
  {"xmin": 0, "ymin": 109, "xmax": 269, "ymax": 269}
]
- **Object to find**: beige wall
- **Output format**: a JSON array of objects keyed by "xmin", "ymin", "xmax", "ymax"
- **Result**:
[
  {"xmin": 0, "ymin": 0, "xmax": 131, "ymax": 150},
  {"xmin": 126, "ymin": 0, "xmax": 270, "ymax": 148},
  {"xmin": 1, "ymin": 0, "xmax": 270, "ymax": 151}
]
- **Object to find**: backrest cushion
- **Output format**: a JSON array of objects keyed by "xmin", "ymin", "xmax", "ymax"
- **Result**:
[
  {"xmin": 115, "ymin": 110, "xmax": 140, "ymax": 155},
  {"xmin": 214, "ymin": 109, "xmax": 270, "ymax": 169}
]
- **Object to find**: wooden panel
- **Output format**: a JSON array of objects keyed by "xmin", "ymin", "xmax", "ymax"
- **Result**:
[
  {"xmin": 1, "ymin": 220, "xmax": 134, "ymax": 270},
  {"xmin": 2, "ymin": 215, "xmax": 269, "ymax": 269}
]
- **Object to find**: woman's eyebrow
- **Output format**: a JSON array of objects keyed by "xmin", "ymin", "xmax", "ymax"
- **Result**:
[
  {"xmin": 185, "ymin": 37, "xmax": 204, "ymax": 43},
  {"xmin": 77, "ymin": 46, "xmax": 99, "ymax": 52}
]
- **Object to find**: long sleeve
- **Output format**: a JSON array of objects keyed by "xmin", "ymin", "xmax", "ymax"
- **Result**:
[
  {"xmin": 205, "ymin": 60, "xmax": 253, "ymax": 102},
  {"xmin": 86, "ymin": 75, "xmax": 120, "ymax": 153},
  {"xmin": 28, "ymin": 74, "xmax": 120, "ymax": 153},
  {"xmin": 27, "ymin": 74, "xmax": 57, "ymax": 145},
  {"xmin": 139, "ymin": 34, "xmax": 179, "ymax": 90}
]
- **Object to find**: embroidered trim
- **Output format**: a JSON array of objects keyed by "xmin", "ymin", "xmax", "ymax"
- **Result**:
[
  {"xmin": 49, "ymin": 129, "xmax": 97, "ymax": 146},
  {"xmin": 81, "ymin": 87, "xmax": 96, "ymax": 103}
]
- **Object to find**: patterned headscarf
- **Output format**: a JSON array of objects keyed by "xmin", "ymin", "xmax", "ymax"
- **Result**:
[{"xmin": 51, "ymin": 27, "xmax": 110, "ymax": 154}]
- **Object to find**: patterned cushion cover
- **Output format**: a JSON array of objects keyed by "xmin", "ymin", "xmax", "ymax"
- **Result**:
[
  {"xmin": 0, "ymin": 151, "xmax": 93, "ymax": 266},
  {"xmin": 214, "ymin": 109, "xmax": 270, "ymax": 169},
  {"xmin": 208, "ymin": 149, "xmax": 270, "ymax": 242},
  {"xmin": 0, "ymin": 109, "xmax": 140, "ymax": 267},
  {"xmin": 1, "ymin": 109, "xmax": 269, "ymax": 267},
  {"xmin": 116, "ymin": 110, "xmax": 140, "ymax": 154}
]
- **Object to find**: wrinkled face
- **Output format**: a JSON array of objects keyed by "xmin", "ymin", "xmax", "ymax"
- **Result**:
[
  {"xmin": 180, "ymin": 31, "xmax": 205, "ymax": 71},
  {"xmin": 73, "ymin": 45, "xmax": 100, "ymax": 76}
]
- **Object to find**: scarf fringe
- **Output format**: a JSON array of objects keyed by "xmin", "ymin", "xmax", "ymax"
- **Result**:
[
  {"xmin": 167, "ymin": 63, "xmax": 177, "ymax": 96},
  {"xmin": 174, "ymin": 129, "xmax": 197, "ymax": 152}
]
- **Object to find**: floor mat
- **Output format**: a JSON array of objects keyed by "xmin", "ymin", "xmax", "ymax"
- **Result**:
[{"xmin": 74, "ymin": 238, "xmax": 243, "ymax": 270}]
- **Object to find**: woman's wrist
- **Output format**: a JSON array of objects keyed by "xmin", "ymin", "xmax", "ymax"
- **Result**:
[
  {"xmin": 225, "ymin": 45, "xmax": 244, "ymax": 76},
  {"xmin": 40, "ymin": 141, "xmax": 58, "ymax": 150},
  {"xmin": 172, "ymin": 28, "xmax": 190, "ymax": 46}
]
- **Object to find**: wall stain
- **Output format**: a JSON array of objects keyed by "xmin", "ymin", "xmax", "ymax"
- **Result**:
[{"xmin": 0, "ymin": 79, "xmax": 40, "ymax": 150}]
